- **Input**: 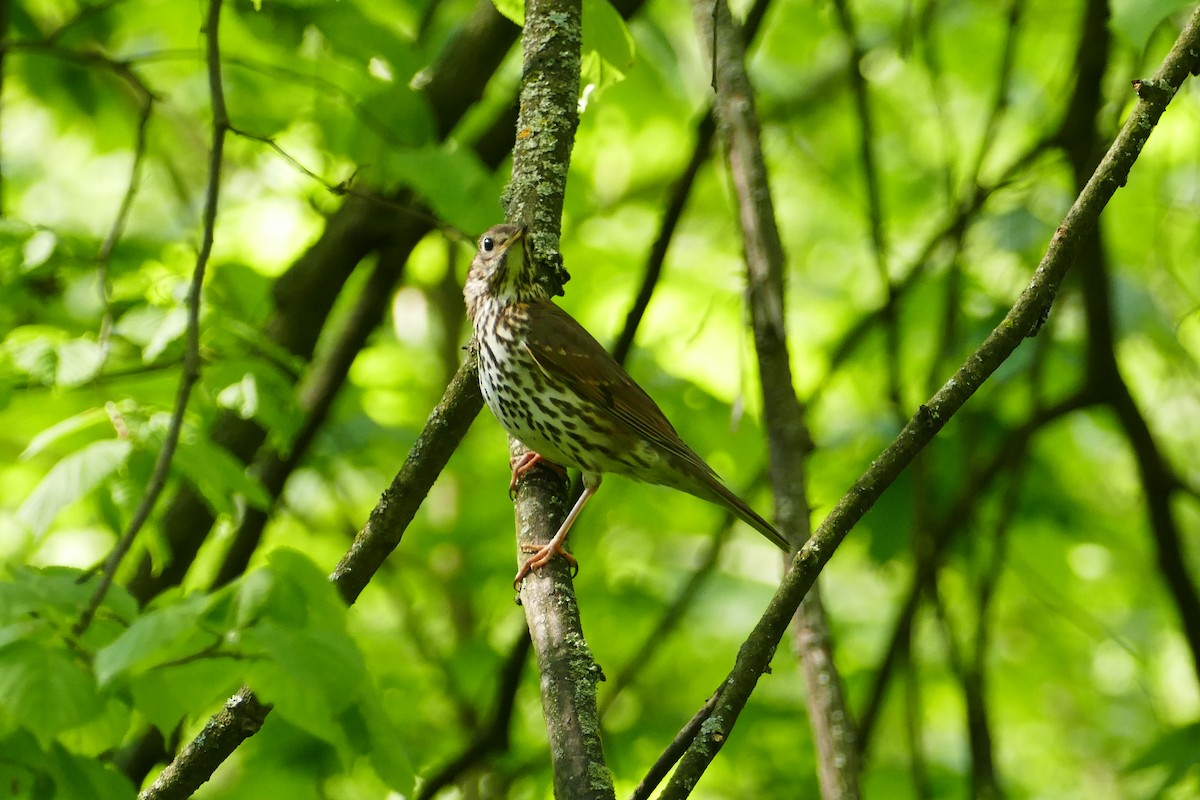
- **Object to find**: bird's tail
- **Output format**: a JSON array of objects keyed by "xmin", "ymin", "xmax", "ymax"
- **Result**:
[{"xmin": 693, "ymin": 477, "xmax": 792, "ymax": 552}]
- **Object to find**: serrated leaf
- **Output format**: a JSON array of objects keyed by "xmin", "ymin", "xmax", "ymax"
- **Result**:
[
  {"xmin": 0, "ymin": 642, "xmax": 105, "ymax": 739},
  {"xmin": 16, "ymin": 439, "xmax": 133, "ymax": 536}
]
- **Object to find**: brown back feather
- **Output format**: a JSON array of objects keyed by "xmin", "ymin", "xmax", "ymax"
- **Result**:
[{"xmin": 519, "ymin": 301, "xmax": 720, "ymax": 482}]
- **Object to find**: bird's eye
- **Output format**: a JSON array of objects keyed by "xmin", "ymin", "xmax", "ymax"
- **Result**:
[{"xmin": 482, "ymin": 237, "xmax": 495, "ymax": 252}]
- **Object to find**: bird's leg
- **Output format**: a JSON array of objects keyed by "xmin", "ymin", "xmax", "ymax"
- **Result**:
[
  {"xmin": 514, "ymin": 480, "xmax": 599, "ymax": 589},
  {"xmin": 508, "ymin": 451, "xmax": 567, "ymax": 499}
]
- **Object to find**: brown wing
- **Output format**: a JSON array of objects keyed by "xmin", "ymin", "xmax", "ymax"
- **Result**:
[{"xmin": 519, "ymin": 301, "xmax": 720, "ymax": 481}]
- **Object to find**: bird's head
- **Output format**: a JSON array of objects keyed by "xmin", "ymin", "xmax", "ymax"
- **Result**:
[{"xmin": 465, "ymin": 224, "xmax": 550, "ymax": 321}]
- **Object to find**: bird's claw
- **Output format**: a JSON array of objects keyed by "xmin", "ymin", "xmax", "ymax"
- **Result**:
[
  {"xmin": 513, "ymin": 541, "xmax": 579, "ymax": 590},
  {"xmin": 508, "ymin": 452, "xmax": 567, "ymax": 499}
]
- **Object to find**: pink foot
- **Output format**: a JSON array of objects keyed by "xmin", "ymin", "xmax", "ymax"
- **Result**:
[
  {"xmin": 508, "ymin": 452, "xmax": 567, "ymax": 498},
  {"xmin": 513, "ymin": 540, "xmax": 579, "ymax": 589}
]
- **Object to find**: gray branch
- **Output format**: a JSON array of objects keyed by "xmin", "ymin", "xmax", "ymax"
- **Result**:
[{"xmin": 661, "ymin": 4, "xmax": 1200, "ymax": 795}]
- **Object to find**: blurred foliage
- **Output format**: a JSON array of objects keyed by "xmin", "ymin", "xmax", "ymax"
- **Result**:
[{"xmin": 1, "ymin": 0, "xmax": 1199, "ymax": 798}]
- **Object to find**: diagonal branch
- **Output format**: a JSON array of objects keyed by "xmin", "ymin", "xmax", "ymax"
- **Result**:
[{"xmin": 659, "ymin": 6, "xmax": 1200, "ymax": 794}]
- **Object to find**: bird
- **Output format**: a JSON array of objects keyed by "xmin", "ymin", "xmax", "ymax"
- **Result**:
[{"xmin": 464, "ymin": 223, "xmax": 791, "ymax": 586}]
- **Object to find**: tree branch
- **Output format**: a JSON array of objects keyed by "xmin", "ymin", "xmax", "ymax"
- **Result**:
[
  {"xmin": 689, "ymin": 1, "xmax": 858, "ymax": 797},
  {"xmin": 501, "ymin": 2, "xmax": 615, "ymax": 797},
  {"xmin": 659, "ymin": 6, "xmax": 1200, "ymax": 793}
]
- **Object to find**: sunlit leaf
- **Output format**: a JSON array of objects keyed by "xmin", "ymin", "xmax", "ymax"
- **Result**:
[
  {"xmin": 16, "ymin": 439, "xmax": 133, "ymax": 536},
  {"xmin": 582, "ymin": 0, "xmax": 635, "ymax": 89},
  {"xmin": 20, "ymin": 406, "xmax": 111, "ymax": 461}
]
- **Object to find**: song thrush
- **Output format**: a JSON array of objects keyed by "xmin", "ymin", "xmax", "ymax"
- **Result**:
[{"xmin": 465, "ymin": 223, "xmax": 790, "ymax": 586}]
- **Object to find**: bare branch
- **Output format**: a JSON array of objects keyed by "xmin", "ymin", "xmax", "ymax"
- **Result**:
[
  {"xmin": 659, "ymin": 6, "xmax": 1200, "ymax": 794},
  {"xmin": 689, "ymin": 0, "xmax": 858, "ymax": 797},
  {"xmin": 139, "ymin": 688, "xmax": 271, "ymax": 800}
]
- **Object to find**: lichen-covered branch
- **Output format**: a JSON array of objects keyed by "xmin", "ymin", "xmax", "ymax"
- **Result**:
[{"xmin": 501, "ymin": 1, "xmax": 615, "ymax": 798}]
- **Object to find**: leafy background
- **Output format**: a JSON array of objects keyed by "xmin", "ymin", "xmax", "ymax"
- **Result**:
[{"xmin": 1, "ymin": 0, "xmax": 1199, "ymax": 797}]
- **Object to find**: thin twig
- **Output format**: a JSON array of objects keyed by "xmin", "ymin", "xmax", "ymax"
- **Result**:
[
  {"xmin": 629, "ymin": 692, "xmax": 719, "ymax": 800},
  {"xmin": 96, "ymin": 88, "xmax": 155, "ymax": 364},
  {"xmin": 829, "ymin": 0, "xmax": 902, "ymax": 414},
  {"xmin": 75, "ymin": 0, "xmax": 229, "ymax": 637}
]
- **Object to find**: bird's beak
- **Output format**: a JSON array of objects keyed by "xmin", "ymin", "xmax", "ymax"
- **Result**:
[{"xmin": 509, "ymin": 226, "xmax": 527, "ymax": 246}]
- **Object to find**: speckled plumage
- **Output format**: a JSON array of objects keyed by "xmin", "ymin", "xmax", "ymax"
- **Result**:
[{"xmin": 465, "ymin": 223, "xmax": 790, "ymax": 582}]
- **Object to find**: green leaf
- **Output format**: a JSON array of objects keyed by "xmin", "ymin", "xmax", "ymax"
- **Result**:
[
  {"xmin": 357, "ymin": 690, "xmax": 416, "ymax": 794},
  {"xmin": 0, "ymin": 729, "xmax": 53, "ymax": 799},
  {"xmin": 93, "ymin": 593, "xmax": 219, "ymax": 685},
  {"xmin": 206, "ymin": 357, "xmax": 304, "ymax": 451},
  {"xmin": 16, "ymin": 439, "xmax": 133, "ymax": 536},
  {"xmin": 244, "ymin": 625, "xmax": 359, "ymax": 755},
  {"xmin": 0, "ymin": 642, "xmax": 105, "ymax": 740},
  {"xmin": 130, "ymin": 658, "xmax": 243, "ymax": 737},
  {"xmin": 217, "ymin": 371, "xmax": 261, "ymax": 418},
  {"xmin": 238, "ymin": 549, "xmax": 346, "ymax": 632},
  {"xmin": 390, "ymin": 146, "xmax": 503, "ymax": 234},
  {"xmin": 491, "ymin": 0, "xmax": 523, "ymax": 25},
  {"xmin": 114, "ymin": 303, "xmax": 189, "ymax": 362},
  {"xmin": 21, "ymin": 230, "xmax": 57, "ymax": 270},
  {"xmin": 173, "ymin": 436, "xmax": 272, "ymax": 516},
  {"xmin": 1125, "ymin": 721, "xmax": 1200, "ymax": 779},
  {"xmin": 47, "ymin": 742, "xmax": 135, "ymax": 800},
  {"xmin": 20, "ymin": 406, "xmax": 111, "ymax": 461},
  {"xmin": 57, "ymin": 697, "xmax": 132, "ymax": 758},
  {"xmin": 0, "ymin": 567, "xmax": 137, "ymax": 630},
  {"xmin": 582, "ymin": 0, "xmax": 636, "ymax": 89},
  {"xmin": 54, "ymin": 338, "xmax": 105, "ymax": 387}
]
